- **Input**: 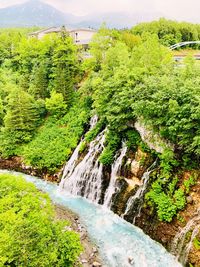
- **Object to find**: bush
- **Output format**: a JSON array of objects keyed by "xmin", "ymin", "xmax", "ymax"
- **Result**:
[
  {"xmin": 22, "ymin": 99, "xmax": 90, "ymax": 172},
  {"xmin": 99, "ymin": 129, "xmax": 121, "ymax": 165},
  {"xmin": 45, "ymin": 91, "xmax": 67, "ymax": 117},
  {"xmin": 0, "ymin": 174, "xmax": 82, "ymax": 267},
  {"xmin": 123, "ymin": 129, "xmax": 140, "ymax": 151},
  {"xmin": 146, "ymin": 178, "xmax": 186, "ymax": 222}
]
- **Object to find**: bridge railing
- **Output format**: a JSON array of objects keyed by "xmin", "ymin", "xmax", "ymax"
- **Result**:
[{"xmin": 170, "ymin": 41, "xmax": 200, "ymax": 50}]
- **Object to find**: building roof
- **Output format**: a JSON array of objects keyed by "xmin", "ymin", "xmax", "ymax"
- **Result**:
[
  {"xmin": 69, "ymin": 28, "xmax": 97, "ymax": 33},
  {"xmin": 29, "ymin": 26, "xmax": 68, "ymax": 36}
]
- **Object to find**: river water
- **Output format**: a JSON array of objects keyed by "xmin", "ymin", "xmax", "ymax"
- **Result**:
[{"xmin": 0, "ymin": 170, "xmax": 182, "ymax": 267}]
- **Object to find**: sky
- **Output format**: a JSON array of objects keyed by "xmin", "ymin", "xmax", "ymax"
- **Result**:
[{"xmin": 0, "ymin": 0, "xmax": 199, "ymax": 21}]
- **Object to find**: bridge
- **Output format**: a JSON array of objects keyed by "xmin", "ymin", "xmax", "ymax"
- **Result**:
[
  {"xmin": 170, "ymin": 41, "xmax": 200, "ymax": 61},
  {"xmin": 170, "ymin": 41, "xmax": 200, "ymax": 50}
]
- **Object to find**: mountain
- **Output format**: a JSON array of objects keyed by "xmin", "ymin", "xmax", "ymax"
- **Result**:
[
  {"xmin": 0, "ymin": 0, "xmax": 164, "ymax": 28},
  {"xmin": 75, "ymin": 12, "xmax": 164, "ymax": 29},
  {"xmin": 0, "ymin": 0, "xmax": 76, "ymax": 27}
]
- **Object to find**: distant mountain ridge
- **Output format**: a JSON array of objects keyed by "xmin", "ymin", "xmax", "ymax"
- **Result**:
[
  {"xmin": 0, "ymin": 0, "xmax": 72, "ymax": 27},
  {"xmin": 0, "ymin": 0, "xmax": 163, "ymax": 28}
]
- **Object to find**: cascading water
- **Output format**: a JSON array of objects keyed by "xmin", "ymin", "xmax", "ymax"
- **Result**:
[
  {"xmin": 123, "ymin": 161, "xmax": 156, "ymax": 223},
  {"xmin": 104, "ymin": 143, "xmax": 127, "ymax": 208},
  {"xmin": 171, "ymin": 209, "xmax": 200, "ymax": 265},
  {"xmin": 59, "ymin": 142, "xmax": 82, "ymax": 189},
  {"xmin": 89, "ymin": 114, "xmax": 98, "ymax": 130},
  {"xmin": 60, "ymin": 130, "xmax": 105, "ymax": 204},
  {"xmin": 60, "ymin": 115, "xmax": 99, "ymax": 190},
  {"xmin": 1, "ymin": 169, "xmax": 182, "ymax": 267}
]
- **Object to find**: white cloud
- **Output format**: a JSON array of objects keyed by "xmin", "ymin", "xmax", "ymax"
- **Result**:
[
  {"xmin": 154, "ymin": 0, "xmax": 200, "ymax": 21},
  {"xmin": 0, "ymin": 0, "xmax": 27, "ymax": 8},
  {"xmin": 0, "ymin": 0, "xmax": 200, "ymax": 22},
  {"xmin": 42, "ymin": 0, "xmax": 157, "ymax": 16}
]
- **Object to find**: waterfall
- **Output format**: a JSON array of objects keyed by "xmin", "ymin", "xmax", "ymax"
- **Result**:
[
  {"xmin": 89, "ymin": 114, "xmax": 98, "ymax": 130},
  {"xmin": 123, "ymin": 161, "xmax": 156, "ymax": 223},
  {"xmin": 104, "ymin": 144, "xmax": 127, "ymax": 208},
  {"xmin": 59, "ymin": 115, "xmax": 99, "ymax": 189},
  {"xmin": 171, "ymin": 209, "xmax": 200, "ymax": 265},
  {"xmin": 60, "ymin": 130, "xmax": 105, "ymax": 204},
  {"xmin": 59, "ymin": 142, "xmax": 82, "ymax": 189}
]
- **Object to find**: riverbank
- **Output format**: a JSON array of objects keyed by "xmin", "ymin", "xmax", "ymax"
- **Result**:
[
  {"xmin": 55, "ymin": 205, "xmax": 102, "ymax": 267},
  {"xmin": 0, "ymin": 156, "xmax": 61, "ymax": 182}
]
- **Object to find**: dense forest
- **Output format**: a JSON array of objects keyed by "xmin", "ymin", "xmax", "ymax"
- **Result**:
[{"xmin": 0, "ymin": 19, "xmax": 200, "ymax": 265}]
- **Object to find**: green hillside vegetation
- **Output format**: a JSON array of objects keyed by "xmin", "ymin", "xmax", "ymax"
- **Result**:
[
  {"xmin": 0, "ymin": 22, "xmax": 199, "ymax": 222},
  {"xmin": 0, "ymin": 173, "xmax": 82, "ymax": 266},
  {"xmin": 132, "ymin": 18, "xmax": 200, "ymax": 47}
]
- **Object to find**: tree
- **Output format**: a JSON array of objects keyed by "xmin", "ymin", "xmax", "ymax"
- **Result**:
[
  {"xmin": 29, "ymin": 62, "xmax": 49, "ymax": 99},
  {"xmin": 51, "ymin": 35, "xmax": 77, "ymax": 106},
  {"xmin": 0, "ymin": 88, "xmax": 40, "ymax": 156},
  {"xmin": 0, "ymin": 173, "xmax": 82, "ymax": 267},
  {"xmin": 45, "ymin": 91, "xmax": 67, "ymax": 117},
  {"xmin": 0, "ymin": 97, "xmax": 4, "ymax": 125}
]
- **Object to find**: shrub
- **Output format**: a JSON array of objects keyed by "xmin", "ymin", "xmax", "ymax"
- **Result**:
[
  {"xmin": 99, "ymin": 129, "xmax": 121, "ymax": 165},
  {"xmin": 0, "ymin": 174, "xmax": 82, "ymax": 267}
]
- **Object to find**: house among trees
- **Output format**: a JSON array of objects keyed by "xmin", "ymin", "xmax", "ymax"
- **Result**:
[{"xmin": 29, "ymin": 26, "xmax": 97, "ymax": 48}]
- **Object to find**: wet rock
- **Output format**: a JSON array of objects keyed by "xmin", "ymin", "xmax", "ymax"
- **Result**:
[
  {"xmin": 131, "ymin": 160, "xmax": 140, "ymax": 176},
  {"xmin": 92, "ymin": 261, "xmax": 101, "ymax": 267},
  {"xmin": 92, "ymin": 247, "xmax": 98, "ymax": 253},
  {"xmin": 128, "ymin": 256, "xmax": 134, "ymax": 265},
  {"xmin": 90, "ymin": 252, "xmax": 94, "ymax": 258},
  {"xmin": 81, "ymin": 232, "xmax": 87, "ymax": 240},
  {"xmin": 187, "ymin": 196, "xmax": 193, "ymax": 204}
]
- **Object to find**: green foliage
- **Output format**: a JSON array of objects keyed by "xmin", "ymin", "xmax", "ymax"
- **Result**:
[
  {"xmin": 90, "ymin": 23, "xmax": 120, "ymax": 70},
  {"xmin": 99, "ymin": 130, "xmax": 121, "ymax": 165},
  {"xmin": 168, "ymin": 176, "xmax": 178, "ymax": 196},
  {"xmin": 0, "ymin": 173, "xmax": 82, "ymax": 266},
  {"xmin": 174, "ymin": 189, "xmax": 186, "ymax": 210},
  {"xmin": 132, "ymin": 18, "xmax": 200, "ymax": 47},
  {"xmin": 146, "ymin": 179, "xmax": 186, "ymax": 222},
  {"xmin": 193, "ymin": 238, "xmax": 200, "ymax": 250},
  {"xmin": 184, "ymin": 175, "xmax": 197, "ymax": 194},
  {"xmin": 123, "ymin": 129, "xmax": 141, "ymax": 151},
  {"xmin": 45, "ymin": 91, "xmax": 67, "ymax": 117},
  {"xmin": 79, "ymin": 141, "xmax": 87, "ymax": 153},
  {"xmin": 85, "ymin": 118, "xmax": 106, "ymax": 143},
  {"xmin": 0, "ymin": 29, "xmax": 80, "ymax": 167},
  {"xmin": 29, "ymin": 61, "xmax": 49, "ymax": 99},
  {"xmin": 0, "ymin": 97, "xmax": 4, "ymax": 125},
  {"xmin": 0, "ymin": 88, "xmax": 40, "ymax": 157},
  {"xmin": 22, "ymin": 98, "xmax": 90, "ymax": 171}
]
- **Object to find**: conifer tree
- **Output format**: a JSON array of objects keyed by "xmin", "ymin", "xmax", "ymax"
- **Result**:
[
  {"xmin": 3, "ymin": 88, "xmax": 39, "ymax": 142},
  {"xmin": 29, "ymin": 62, "xmax": 49, "ymax": 99}
]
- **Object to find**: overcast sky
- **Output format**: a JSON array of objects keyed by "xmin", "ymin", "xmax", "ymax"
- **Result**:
[{"xmin": 0, "ymin": 0, "xmax": 199, "ymax": 21}]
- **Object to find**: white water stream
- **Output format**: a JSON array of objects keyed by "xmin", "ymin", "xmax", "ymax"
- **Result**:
[
  {"xmin": 123, "ymin": 162, "xmax": 156, "ymax": 222},
  {"xmin": 104, "ymin": 144, "xmax": 127, "ymax": 208},
  {"xmin": 171, "ymin": 209, "xmax": 200, "ymax": 265},
  {"xmin": 60, "ymin": 130, "xmax": 105, "ymax": 204}
]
